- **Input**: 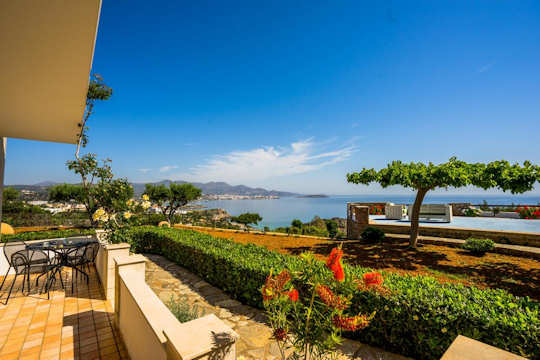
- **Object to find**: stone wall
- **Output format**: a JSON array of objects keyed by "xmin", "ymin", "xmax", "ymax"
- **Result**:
[
  {"xmin": 353, "ymin": 222, "xmax": 540, "ymax": 247},
  {"xmin": 346, "ymin": 203, "xmax": 370, "ymax": 239}
]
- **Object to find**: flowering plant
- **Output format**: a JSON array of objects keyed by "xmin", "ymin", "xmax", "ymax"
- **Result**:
[
  {"xmin": 515, "ymin": 206, "xmax": 540, "ymax": 220},
  {"xmin": 368, "ymin": 205, "xmax": 384, "ymax": 215},
  {"xmin": 262, "ymin": 247, "xmax": 387, "ymax": 359},
  {"xmin": 93, "ymin": 195, "xmax": 151, "ymax": 243}
]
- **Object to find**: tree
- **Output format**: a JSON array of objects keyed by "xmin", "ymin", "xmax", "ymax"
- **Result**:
[
  {"xmin": 3, "ymin": 187, "xmax": 20, "ymax": 203},
  {"xmin": 347, "ymin": 157, "xmax": 540, "ymax": 248},
  {"xmin": 291, "ymin": 219, "xmax": 303, "ymax": 229},
  {"xmin": 144, "ymin": 183, "xmax": 202, "ymax": 223},
  {"xmin": 51, "ymin": 154, "xmax": 133, "ymax": 226},
  {"xmin": 76, "ymin": 74, "xmax": 112, "ymax": 159},
  {"xmin": 231, "ymin": 212, "xmax": 262, "ymax": 232},
  {"xmin": 326, "ymin": 219, "xmax": 339, "ymax": 239}
]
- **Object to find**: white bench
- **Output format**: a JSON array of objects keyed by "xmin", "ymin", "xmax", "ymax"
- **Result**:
[
  {"xmin": 407, "ymin": 204, "xmax": 452, "ymax": 223},
  {"xmin": 385, "ymin": 203, "xmax": 406, "ymax": 220}
]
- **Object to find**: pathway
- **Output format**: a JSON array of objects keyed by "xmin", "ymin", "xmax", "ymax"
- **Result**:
[{"xmin": 144, "ymin": 254, "xmax": 411, "ymax": 360}]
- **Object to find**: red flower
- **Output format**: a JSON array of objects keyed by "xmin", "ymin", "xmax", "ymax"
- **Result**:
[
  {"xmin": 273, "ymin": 328, "xmax": 287, "ymax": 341},
  {"xmin": 326, "ymin": 248, "xmax": 343, "ymax": 270},
  {"xmin": 333, "ymin": 263, "xmax": 345, "ymax": 282},
  {"xmin": 262, "ymin": 270, "xmax": 292, "ymax": 301},
  {"xmin": 288, "ymin": 289, "xmax": 299, "ymax": 302},
  {"xmin": 326, "ymin": 248, "xmax": 345, "ymax": 282},
  {"xmin": 363, "ymin": 272, "xmax": 383, "ymax": 287},
  {"xmin": 332, "ymin": 315, "xmax": 370, "ymax": 331},
  {"xmin": 316, "ymin": 285, "xmax": 348, "ymax": 310}
]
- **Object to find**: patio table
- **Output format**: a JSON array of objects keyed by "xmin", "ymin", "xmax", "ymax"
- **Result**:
[{"xmin": 26, "ymin": 238, "xmax": 96, "ymax": 291}]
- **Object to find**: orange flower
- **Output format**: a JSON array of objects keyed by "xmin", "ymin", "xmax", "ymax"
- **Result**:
[
  {"xmin": 332, "ymin": 315, "xmax": 370, "ymax": 331},
  {"xmin": 273, "ymin": 328, "xmax": 287, "ymax": 341},
  {"xmin": 326, "ymin": 248, "xmax": 345, "ymax": 282},
  {"xmin": 288, "ymin": 289, "xmax": 299, "ymax": 302},
  {"xmin": 363, "ymin": 272, "xmax": 383, "ymax": 287},
  {"xmin": 333, "ymin": 263, "xmax": 345, "ymax": 282},
  {"xmin": 316, "ymin": 285, "xmax": 348, "ymax": 310},
  {"xmin": 262, "ymin": 270, "xmax": 292, "ymax": 301},
  {"xmin": 326, "ymin": 248, "xmax": 343, "ymax": 272}
]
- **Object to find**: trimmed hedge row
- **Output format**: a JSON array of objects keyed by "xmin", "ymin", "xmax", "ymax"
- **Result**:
[
  {"xmin": 127, "ymin": 226, "xmax": 539, "ymax": 359},
  {"xmin": 1, "ymin": 228, "xmax": 95, "ymax": 243}
]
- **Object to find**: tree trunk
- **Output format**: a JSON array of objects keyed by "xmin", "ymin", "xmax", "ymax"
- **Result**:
[{"xmin": 409, "ymin": 188, "xmax": 429, "ymax": 248}]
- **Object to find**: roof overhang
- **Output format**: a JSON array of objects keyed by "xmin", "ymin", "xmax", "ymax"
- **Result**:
[{"xmin": 0, "ymin": 0, "xmax": 102, "ymax": 144}]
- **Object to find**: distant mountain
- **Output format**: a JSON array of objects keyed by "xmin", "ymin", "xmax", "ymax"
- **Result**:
[
  {"xmin": 132, "ymin": 180, "xmax": 298, "ymax": 197},
  {"xmin": 8, "ymin": 180, "xmax": 298, "ymax": 199}
]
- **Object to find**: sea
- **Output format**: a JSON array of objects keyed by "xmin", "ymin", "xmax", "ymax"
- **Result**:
[{"xmin": 197, "ymin": 194, "xmax": 540, "ymax": 229}]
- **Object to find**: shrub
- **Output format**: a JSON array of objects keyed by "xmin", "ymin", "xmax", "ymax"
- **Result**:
[
  {"xmin": 166, "ymin": 295, "xmax": 204, "ymax": 323},
  {"xmin": 462, "ymin": 238, "xmax": 495, "ymax": 255},
  {"xmin": 361, "ymin": 227, "xmax": 385, "ymax": 243},
  {"xmin": 126, "ymin": 227, "xmax": 539, "ymax": 360},
  {"xmin": 2, "ymin": 228, "xmax": 95, "ymax": 243}
]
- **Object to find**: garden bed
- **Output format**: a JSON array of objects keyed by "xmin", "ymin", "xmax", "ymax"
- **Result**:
[
  {"xmin": 185, "ymin": 227, "xmax": 540, "ymax": 301},
  {"xmin": 126, "ymin": 226, "xmax": 539, "ymax": 360}
]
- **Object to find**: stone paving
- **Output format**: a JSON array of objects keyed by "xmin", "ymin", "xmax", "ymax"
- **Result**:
[{"xmin": 144, "ymin": 254, "xmax": 411, "ymax": 360}]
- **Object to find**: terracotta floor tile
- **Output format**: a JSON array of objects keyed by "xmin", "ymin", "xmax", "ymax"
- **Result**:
[{"xmin": 0, "ymin": 268, "xmax": 129, "ymax": 359}]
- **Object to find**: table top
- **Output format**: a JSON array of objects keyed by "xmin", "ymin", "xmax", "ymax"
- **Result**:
[{"xmin": 26, "ymin": 238, "xmax": 96, "ymax": 251}]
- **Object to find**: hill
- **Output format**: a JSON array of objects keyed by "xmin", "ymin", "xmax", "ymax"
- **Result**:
[{"xmin": 8, "ymin": 180, "xmax": 297, "ymax": 200}]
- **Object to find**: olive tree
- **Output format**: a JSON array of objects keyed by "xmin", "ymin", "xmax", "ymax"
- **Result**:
[
  {"xmin": 50, "ymin": 155, "xmax": 133, "ymax": 226},
  {"xmin": 231, "ymin": 212, "xmax": 263, "ymax": 232},
  {"xmin": 347, "ymin": 157, "xmax": 539, "ymax": 247},
  {"xmin": 144, "ymin": 183, "xmax": 202, "ymax": 223}
]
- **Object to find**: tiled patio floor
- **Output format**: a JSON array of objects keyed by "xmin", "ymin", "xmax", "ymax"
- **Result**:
[{"xmin": 0, "ymin": 267, "xmax": 129, "ymax": 360}]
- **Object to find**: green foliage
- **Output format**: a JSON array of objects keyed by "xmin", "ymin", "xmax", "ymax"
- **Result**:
[
  {"xmin": 361, "ymin": 227, "xmax": 385, "ymax": 243},
  {"xmin": 144, "ymin": 183, "xmax": 202, "ymax": 223},
  {"xmin": 231, "ymin": 212, "xmax": 262, "ymax": 230},
  {"xmin": 291, "ymin": 219, "xmax": 303, "ymax": 229},
  {"xmin": 64, "ymin": 154, "xmax": 133, "ymax": 226},
  {"xmin": 347, "ymin": 158, "xmax": 540, "ymax": 247},
  {"xmin": 78, "ymin": 74, "xmax": 113, "ymax": 148},
  {"xmin": 462, "ymin": 238, "xmax": 495, "ymax": 255},
  {"xmin": 3, "ymin": 187, "xmax": 20, "ymax": 202},
  {"xmin": 326, "ymin": 219, "xmax": 339, "ymax": 238},
  {"xmin": 49, "ymin": 184, "xmax": 85, "ymax": 203},
  {"xmin": 166, "ymin": 295, "xmax": 204, "ymax": 323},
  {"xmin": 2, "ymin": 210, "xmax": 90, "ymax": 228},
  {"xmin": 2, "ymin": 228, "xmax": 95, "ymax": 243},
  {"xmin": 126, "ymin": 227, "xmax": 539, "ymax": 360},
  {"xmin": 463, "ymin": 208, "xmax": 481, "ymax": 217}
]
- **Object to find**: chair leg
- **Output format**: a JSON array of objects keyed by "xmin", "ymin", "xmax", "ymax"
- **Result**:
[
  {"xmin": 4, "ymin": 273, "xmax": 18, "ymax": 305},
  {"xmin": 0, "ymin": 266, "xmax": 11, "ymax": 291}
]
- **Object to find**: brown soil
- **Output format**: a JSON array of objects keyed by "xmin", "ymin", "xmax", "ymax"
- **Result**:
[{"xmin": 189, "ymin": 228, "xmax": 540, "ymax": 300}]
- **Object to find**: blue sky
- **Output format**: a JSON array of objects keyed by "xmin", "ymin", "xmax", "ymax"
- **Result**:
[{"xmin": 6, "ymin": 0, "xmax": 540, "ymax": 195}]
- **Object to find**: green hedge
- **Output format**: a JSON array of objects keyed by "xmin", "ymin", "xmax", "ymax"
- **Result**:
[
  {"xmin": 127, "ymin": 226, "xmax": 539, "ymax": 359},
  {"xmin": 1, "ymin": 228, "xmax": 95, "ymax": 243}
]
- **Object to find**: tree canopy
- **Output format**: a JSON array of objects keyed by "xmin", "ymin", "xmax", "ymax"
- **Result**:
[
  {"xmin": 144, "ymin": 183, "xmax": 202, "ymax": 223},
  {"xmin": 3, "ymin": 187, "xmax": 20, "ymax": 203},
  {"xmin": 231, "ymin": 212, "xmax": 263, "ymax": 231},
  {"xmin": 347, "ymin": 157, "xmax": 540, "ymax": 247},
  {"xmin": 52, "ymin": 154, "xmax": 133, "ymax": 226}
]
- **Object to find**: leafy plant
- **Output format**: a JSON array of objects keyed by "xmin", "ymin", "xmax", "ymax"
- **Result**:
[
  {"xmin": 166, "ymin": 295, "xmax": 204, "ymax": 323},
  {"xmin": 325, "ymin": 220, "xmax": 339, "ymax": 238},
  {"xmin": 263, "ymin": 249, "xmax": 386, "ymax": 360},
  {"xmin": 2, "ymin": 228, "xmax": 95, "ymax": 243},
  {"xmin": 361, "ymin": 227, "xmax": 385, "ymax": 243},
  {"xmin": 515, "ymin": 206, "xmax": 540, "ymax": 219},
  {"xmin": 347, "ymin": 158, "xmax": 540, "ymax": 247},
  {"xmin": 231, "ymin": 212, "xmax": 262, "ymax": 232},
  {"xmin": 463, "ymin": 207, "xmax": 481, "ymax": 217},
  {"xmin": 462, "ymin": 238, "xmax": 495, "ymax": 255},
  {"xmin": 126, "ymin": 226, "xmax": 540, "ymax": 360},
  {"xmin": 144, "ymin": 183, "xmax": 202, "ymax": 223}
]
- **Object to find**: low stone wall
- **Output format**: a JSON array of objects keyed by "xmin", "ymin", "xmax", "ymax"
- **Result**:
[{"xmin": 360, "ymin": 222, "xmax": 540, "ymax": 247}]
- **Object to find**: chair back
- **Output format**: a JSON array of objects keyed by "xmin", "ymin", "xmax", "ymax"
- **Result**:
[
  {"xmin": 83, "ymin": 242, "xmax": 100, "ymax": 264},
  {"xmin": 3, "ymin": 239, "xmax": 26, "ymax": 267}
]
